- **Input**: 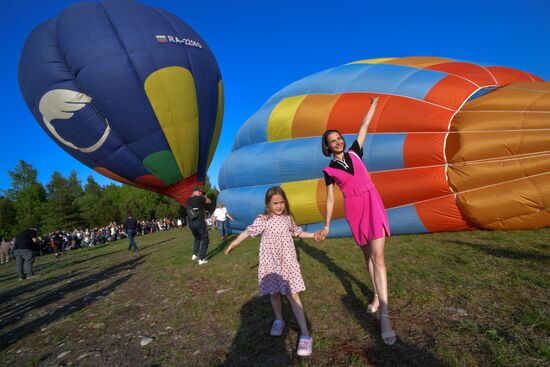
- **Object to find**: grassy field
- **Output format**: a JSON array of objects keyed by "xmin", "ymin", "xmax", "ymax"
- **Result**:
[{"xmin": 0, "ymin": 227, "xmax": 548, "ymax": 366}]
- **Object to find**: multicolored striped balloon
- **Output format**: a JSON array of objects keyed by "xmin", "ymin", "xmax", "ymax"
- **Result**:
[
  {"xmin": 19, "ymin": 0, "xmax": 223, "ymax": 205},
  {"xmin": 219, "ymin": 56, "xmax": 549, "ymax": 235}
]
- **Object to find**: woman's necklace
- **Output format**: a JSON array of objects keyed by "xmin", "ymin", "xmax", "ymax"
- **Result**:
[{"xmin": 334, "ymin": 155, "xmax": 349, "ymax": 169}]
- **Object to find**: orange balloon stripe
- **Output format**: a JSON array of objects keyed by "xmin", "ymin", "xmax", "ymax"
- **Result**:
[
  {"xmin": 415, "ymin": 195, "xmax": 475, "ymax": 232},
  {"xmin": 450, "ymin": 111, "xmax": 550, "ymax": 132},
  {"xmin": 293, "ymin": 94, "xmax": 339, "ymax": 137},
  {"xmin": 455, "ymin": 173, "xmax": 550, "ymax": 229},
  {"xmin": 484, "ymin": 66, "xmax": 537, "ymax": 85},
  {"xmin": 376, "ymin": 96, "xmax": 454, "ymax": 132},
  {"xmin": 315, "ymin": 179, "xmax": 345, "ymax": 220},
  {"xmin": 447, "ymin": 153, "xmax": 550, "ymax": 193},
  {"xmin": 461, "ymin": 83, "xmax": 550, "ymax": 112},
  {"xmin": 94, "ymin": 167, "xmax": 134, "ymax": 186},
  {"xmin": 326, "ymin": 93, "xmax": 385, "ymax": 133},
  {"xmin": 403, "ymin": 133, "xmax": 446, "ymax": 168},
  {"xmin": 423, "ymin": 74, "xmax": 478, "ymax": 110},
  {"xmin": 94, "ymin": 167, "xmax": 155, "ymax": 191},
  {"xmin": 370, "ymin": 166, "xmax": 451, "ymax": 209},
  {"xmin": 425, "ymin": 61, "xmax": 497, "ymax": 87}
]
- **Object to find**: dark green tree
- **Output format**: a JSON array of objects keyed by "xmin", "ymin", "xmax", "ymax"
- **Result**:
[
  {"xmin": 7, "ymin": 160, "xmax": 47, "ymax": 232},
  {"xmin": 0, "ymin": 197, "xmax": 16, "ymax": 238},
  {"xmin": 96, "ymin": 184, "xmax": 122, "ymax": 225},
  {"xmin": 44, "ymin": 171, "xmax": 84, "ymax": 231},
  {"xmin": 75, "ymin": 175, "xmax": 105, "ymax": 228}
]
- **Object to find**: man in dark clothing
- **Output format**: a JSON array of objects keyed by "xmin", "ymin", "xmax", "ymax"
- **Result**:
[
  {"xmin": 124, "ymin": 215, "xmax": 139, "ymax": 252},
  {"xmin": 186, "ymin": 187, "xmax": 211, "ymax": 265},
  {"xmin": 14, "ymin": 227, "xmax": 39, "ymax": 280},
  {"xmin": 52, "ymin": 230, "xmax": 63, "ymax": 258}
]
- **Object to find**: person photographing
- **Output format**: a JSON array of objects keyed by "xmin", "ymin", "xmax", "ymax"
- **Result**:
[{"xmin": 186, "ymin": 187, "xmax": 212, "ymax": 265}]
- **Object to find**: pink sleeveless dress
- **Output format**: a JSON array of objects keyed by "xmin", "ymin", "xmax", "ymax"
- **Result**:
[{"xmin": 323, "ymin": 150, "xmax": 390, "ymax": 246}]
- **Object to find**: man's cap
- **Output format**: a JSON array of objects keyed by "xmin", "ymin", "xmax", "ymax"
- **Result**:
[{"xmin": 192, "ymin": 186, "xmax": 203, "ymax": 192}]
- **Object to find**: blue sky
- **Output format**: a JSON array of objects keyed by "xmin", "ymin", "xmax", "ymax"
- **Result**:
[{"xmin": 1, "ymin": 0, "xmax": 549, "ymax": 192}]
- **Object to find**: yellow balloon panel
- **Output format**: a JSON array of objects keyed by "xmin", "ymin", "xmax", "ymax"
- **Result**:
[
  {"xmin": 145, "ymin": 66, "xmax": 199, "ymax": 178},
  {"xmin": 281, "ymin": 179, "xmax": 321, "ymax": 224},
  {"xmin": 277, "ymin": 179, "xmax": 346, "ymax": 224},
  {"xmin": 267, "ymin": 95, "xmax": 307, "ymax": 141}
]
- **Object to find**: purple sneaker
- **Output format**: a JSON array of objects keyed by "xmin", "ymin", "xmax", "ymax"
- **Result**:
[
  {"xmin": 297, "ymin": 335, "xmax": 312, "ymax": 357},
  {"xmin": 270, "ymin": 320, "xmax": 285, "ymax": 336}
]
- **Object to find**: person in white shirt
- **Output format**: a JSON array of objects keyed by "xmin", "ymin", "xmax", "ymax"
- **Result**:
[{"xmin": 212, "ymin": 203, "xmax": 234, "ymax": 240}]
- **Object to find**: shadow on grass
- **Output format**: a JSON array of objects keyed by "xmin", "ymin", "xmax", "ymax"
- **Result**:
[
  {"xmin": 140, "ymin": 237, "xmax": 176, "ymax": 249},
  {"xmin": 449, "ymin": 240, "xmax": 550, "ymax": 262},
  {"xmin": 0, "ymin": 254, "xmax": 148, "ymax": 350},
  {"xmin": 33, "ymin": 251, "xmax": 120, "ymax": 274},
  {"xmin": 220, "ymin": 295, "xmax": 300, "ymax": 367},
  {"xmin": 296, "ymin": 239, "xmax": 447, "ymax": 367},
  {"xmin": 206, "ymin": 237, "xmax": 233, "ymax": 260},
  {"xmin": 0, "ymin": 271, "xmax": 18, "ymax": 282},
  {"xmin": 0, "ymin": 270, "xmax": 87, "ymax": 306}
]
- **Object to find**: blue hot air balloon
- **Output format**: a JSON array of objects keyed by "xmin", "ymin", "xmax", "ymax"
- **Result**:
[{"xmin": 19, "ymin": 0, "xmax": 223, "ymax": 204}]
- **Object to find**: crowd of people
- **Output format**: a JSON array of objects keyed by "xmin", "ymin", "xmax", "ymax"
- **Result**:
[{"xmin": 0, "ymin": 217, "xmax": 190, "ymax": 261}]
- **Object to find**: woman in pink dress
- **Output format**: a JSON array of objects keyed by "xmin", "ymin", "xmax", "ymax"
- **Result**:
[
  {"xmin": 225, "ymin": 186, "xmax": 321, "ymax": 357},
  {"xmin": 318, "ymin": 96, "xmax": 397, "ymax": 345}
]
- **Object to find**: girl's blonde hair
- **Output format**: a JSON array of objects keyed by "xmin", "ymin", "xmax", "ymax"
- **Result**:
[{"xmin": 264, "ymin": 186, "xmax": 292, "ymax": 217}]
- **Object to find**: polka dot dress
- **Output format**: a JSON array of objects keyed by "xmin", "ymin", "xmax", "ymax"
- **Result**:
[{"xmin": 247, "ymin": 214, "xmax": 306, "ymax": 296}]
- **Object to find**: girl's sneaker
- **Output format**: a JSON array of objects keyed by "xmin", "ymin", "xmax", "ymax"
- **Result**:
[
  {"xmin": 297, "ymin": 335, "xmax": 312, "ymax": 357},
  {"xmin": 270, "ymin": 320, "xmax": 285, "ymax": 336}
]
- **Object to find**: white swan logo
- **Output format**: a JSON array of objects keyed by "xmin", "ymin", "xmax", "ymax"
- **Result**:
[{"xmin": 38, "ymin": 89, "xmax": 110, "ymax": 153}]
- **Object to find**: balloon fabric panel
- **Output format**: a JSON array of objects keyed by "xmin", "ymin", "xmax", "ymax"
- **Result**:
[
  {"xmin": 220, "ymin": 57, "xmax": 548, "ymax": 236},
  {"xmin": 144, "ymin": 66, "xmax": 198, "ymax": 180}
]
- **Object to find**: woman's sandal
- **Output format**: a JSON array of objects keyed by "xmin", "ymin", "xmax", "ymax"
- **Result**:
[
  {"xmin": 366, "ymin": 294, "xmax": 379, "ymax": 313},
  {"xmin": 379, "ymin": 314, "xmax": 397, "ymax": 345}
]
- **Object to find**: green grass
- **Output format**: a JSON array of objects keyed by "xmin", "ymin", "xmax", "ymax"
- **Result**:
[{"xmin": 0, "ymin": 227, "xmax": 549, "ymax": 366}]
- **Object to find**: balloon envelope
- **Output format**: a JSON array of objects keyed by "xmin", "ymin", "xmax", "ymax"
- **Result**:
[
  {"xmin": 19, "ymin": 0, "xmax": 223, "ymax": 205},
  {"xmin": 219, "ymin": 56, "xmax": 549, "ymax": 235}
]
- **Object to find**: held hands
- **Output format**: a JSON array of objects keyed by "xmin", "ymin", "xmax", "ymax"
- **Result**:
[
  {"xmin": 313, "ymin": 227, "xmax": 329, "ymax": 242},
  {"xmin": 318, "ymin": 227, "xmax": 329, "ymax": 240}
]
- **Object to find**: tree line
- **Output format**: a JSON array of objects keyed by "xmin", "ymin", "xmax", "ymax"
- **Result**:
[{"xmin": 0, "ymin": 160, "xmax": 218, "ymax": 238}]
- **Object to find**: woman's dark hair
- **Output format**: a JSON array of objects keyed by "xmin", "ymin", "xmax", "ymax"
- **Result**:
[
  {"xmin": 321, "ymin": 130, "xmax": 346, "ymax": 157},
  {"xmin": 264, "ymin": 186, "xmax": 292, "ymax": 217}
]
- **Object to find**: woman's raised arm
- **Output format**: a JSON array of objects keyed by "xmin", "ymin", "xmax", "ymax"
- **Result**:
[{"xmin": 357, "ymin": 96, "xmax": 379, "ymax": 149}]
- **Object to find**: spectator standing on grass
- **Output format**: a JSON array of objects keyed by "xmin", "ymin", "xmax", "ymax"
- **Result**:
[
  {"xmin": 0, "ymin": 237, "xmax": 11, "ymax": 264},
  {"xmin": 212, "ymin": 203, "xmax": 234, "ymax": 240},
  {"xmin": 52, "ymin": 230, "xmax": 63, "ymax": 258},
  {"xmin": 186, "ymin": 187, "xmax": 211, "ymax": 265},
  {"xmin": 13, "ymin": 226, "xmax": 39, "ymax": 280},
  {"xmin": 124, "ymin": 214, "xmax": 139, "ymax": 252}
]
